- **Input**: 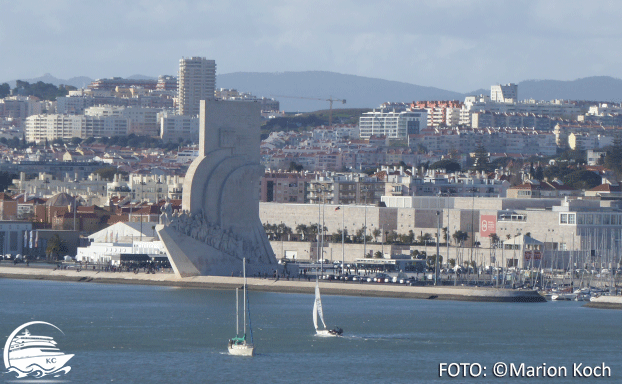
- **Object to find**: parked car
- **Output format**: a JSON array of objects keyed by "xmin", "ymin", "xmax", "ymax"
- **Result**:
[{"xmin": 373, "ymin": 273, "xmax": 391, "ymax": 283}]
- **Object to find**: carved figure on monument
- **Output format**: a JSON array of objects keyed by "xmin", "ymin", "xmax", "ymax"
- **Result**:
[{"xmin": 159, "ymin": 197, "xmax": 173, "ymax": 225}]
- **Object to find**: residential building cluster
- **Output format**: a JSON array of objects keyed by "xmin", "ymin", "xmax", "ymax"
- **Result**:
[
  {"xmin": 6, "ymin": 57, "xmax": 279, "ymax": 145},
  {"xmin": 2, "ymin": 61, "xmax": 622, "ymax": 274}
]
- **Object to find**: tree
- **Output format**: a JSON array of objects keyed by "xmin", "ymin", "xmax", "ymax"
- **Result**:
[
  {"xmin": 471, "ymin": 145, "xmax": 491, "ymax": 172},
  {"xmin": 561, "ymin": 169, "xmax": 601, "ymax": 190},
  {"xmin": 429, "ymin": 159, "xmax": 461, "ymax": 173},
  {"xmin": 330, "ymin": 229, "xmax": 348, "ymax": 243},
  {"xmin": 295, "ymin": 224, "xmax": 309, "ymax": 241},
  {"xmin": 288, "ymin": 161, "xmax": 304, "ymax": 172},
  {"xmin": 534, "ymin": 165, "xmax": 544, "ymax": 181},
  {"xmin": 386, "ymin": 230, "xmax": 399, "ymax": 244},
  {"xmin": 417, "ymin": 232, "xmax": 433, "ymax": 245},
  {"xmin": 0, "ymin": 171, "xmax": 17, "ymax": 192},
  {"xmin": 372, "ymin": 228, "xmax": 381, "ymax": 242},
  {"xmin": 489, "ymin": 233, "xmax": 500, "ymax": 246},
  {"xmin": 426, "ymin": 254, "xmax": 443, "ymax": 269},
  {"xmin": 45, "ymin": 234, "xmax": 67, "ymax": 261},
  {"xmin": 604, "ymin": 139, "xmax": 622, "ymax": 174},
  {"xmin": 354, "ymin": 227, "xmax": 370, "ymax": 243},
  {"xmin": 0, "ymin": 83, "xmax": 10, "ymax": 98},
  {"xmin": 373, "ymin": 251, "xmax": 383, "ymax": 259},
  {"xmin": 558, "ymin": 149, "xmax": 586, "ymax": 164},
  {"xmin": 411, "ymin": 250, "xmax": 426, "ymax": 260},
  {"xmin": 70, "ymin": 137, "xmax": 83, "ymax": 145},
  {"xmin": 448, "ymin": 258, "xmax": 456, "ymax": 268},
  {"xmin": 93, "ymin": 167, "xmax": 126, "ymax": 181},
  {"xmin": 452, "ymin": 230, "xmax": 469, "ymax": 244}
]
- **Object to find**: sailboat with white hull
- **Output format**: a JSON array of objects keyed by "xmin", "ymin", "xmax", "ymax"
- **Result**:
[
  {"xmin": 313, "ymin": 277, "xmax": 343, "ymax": 337},
  {"xmin": 228, "ymin": 258, "xmax": 254, "ymax": 356}
]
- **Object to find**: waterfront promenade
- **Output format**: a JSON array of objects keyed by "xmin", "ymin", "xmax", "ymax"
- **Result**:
[{"xmin": 0, "ymin": 265, "xmax": 545, "ymax": 302}]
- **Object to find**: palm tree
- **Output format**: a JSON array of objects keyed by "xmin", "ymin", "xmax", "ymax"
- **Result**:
[
  {"xmin": 489, "ymin": 233, "xmax": 500, "ymax": 246},
  {"xmin": 452, "ymin": 230, "xmax": 469, "ymax": 245},
  {"xmin": 372, "ymin": 228, "xmax": 381, "ymax": 243},
  {"xmin": 418, "ymin": 233, "xmax": 433, "ymax": 245},
  {"xmin": 426, "ymin": 254, "xmax": 443, "ymax": 269},
  {"xmin": 295, "ymin": 224, "xmax": 308, "ymax": 241}
]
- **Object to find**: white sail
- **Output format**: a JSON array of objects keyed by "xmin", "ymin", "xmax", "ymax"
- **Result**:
[
  {"xmin": 313, "ymin": 294, "xmax": 318, "ymax": 330},
  {"xmin": 314, "ymin": 281, "xmax": 327, "ymax": 329}
]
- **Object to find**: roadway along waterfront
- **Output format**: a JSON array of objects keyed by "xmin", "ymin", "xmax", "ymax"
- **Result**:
[{"xmin": 0, "ymin": 265, "xmax": 545, "ymax": 302}]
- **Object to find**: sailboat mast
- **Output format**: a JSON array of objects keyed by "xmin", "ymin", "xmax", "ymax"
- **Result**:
[
  {"xmin": 317, "ymin": 201, "xmax": 321, "ymax": 264},
  {"xmin": 571, "ymin": 233, "xmax": 574, "ymax": 290},
  {"xmin": 243, "ymin": 258, "xmax": 247, "ymax": 337},
  {"xmin": 341, "ymin": 206, "xmax": 345, "ymax": 274},
  {"xmin": 236, "ymin": 288, "xmax": 239, "ymax": 336}
]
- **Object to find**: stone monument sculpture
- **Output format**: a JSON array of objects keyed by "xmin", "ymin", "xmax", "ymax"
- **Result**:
[{"xmin": 157, "ymin": 99, "xmax": 277, "ymax": 277}]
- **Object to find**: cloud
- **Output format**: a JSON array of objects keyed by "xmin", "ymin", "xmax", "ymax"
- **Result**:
[{"xmin": 1, "ymin": 0, "xmax": 621, "ymax": 92}]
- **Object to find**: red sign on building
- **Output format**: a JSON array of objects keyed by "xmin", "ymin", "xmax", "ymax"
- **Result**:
[{"xmin": 480, "ymin": 215, "xmax": 497, "ymax": 238}]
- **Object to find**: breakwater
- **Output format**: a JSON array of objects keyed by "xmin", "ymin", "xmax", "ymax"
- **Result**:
[{"xmin": 583, "ymin": 295, "xmax": 622, "ymax": 310}]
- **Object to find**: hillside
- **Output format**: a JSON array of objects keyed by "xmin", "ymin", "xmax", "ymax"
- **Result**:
[
  {"xmin": 3, "ymin": 72, "xmax": 622, "ymax": 111},
  {"xmin": 218, "ymin": 71, "xmax": 463, "ymax": 112}
]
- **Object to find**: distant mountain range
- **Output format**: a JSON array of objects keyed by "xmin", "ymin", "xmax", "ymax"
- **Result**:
[{"xmin": 3, "ymin": 72, "xmax": 621, "ymax": 112}]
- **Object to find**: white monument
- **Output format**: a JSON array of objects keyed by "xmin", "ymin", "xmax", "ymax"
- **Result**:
[{"xmin": 157, "ymin": 99, "xmax": 277, "ymax": 277}]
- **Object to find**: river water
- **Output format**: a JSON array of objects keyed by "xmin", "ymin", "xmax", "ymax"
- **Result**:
[{"xmin": 0, "ymin": 278, "xmax": 620, "ymax": 383}]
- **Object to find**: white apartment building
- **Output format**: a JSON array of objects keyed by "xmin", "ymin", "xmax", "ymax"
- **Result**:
[
  {"xmin": 0, "ymin": 97, "xmax": 43, "ymax": 119},
  {"xmin": 25, "ymin": 114, "xmax": 129, "ymax": 142},
  {"xmin": 411, "ymin": 128, "xmax": 557, "ymax": 156},
  {"xmin": 12, "ymin": 172, "xmax": 109, "ymax": 206},
  {"xmin": 491, "ymin": 83, "xmax": 518, "ymax": 102},
  {"xmin": 178, "ymin": 57, "xmax": 216, "ymax": 116},
  {"xmin": 587, "ymin": 103, "xmax": 622, "ymax": 116},
  {"xmin": 159, "ymin": 111, "xmax": 199, "ymax": 143},
  {"xmin": 85, "ymin": 106, "xmax": 163, "ymax": 136},
  {"xmin": 461, "ymin": 99, "xmax": 581, "ymax": 127},
  {"xmin": 568, "ymin": 132, "xmax": 614, "ymax": 151},
  {"xmin": 359, "ymin": 109, "xmax": 427, "ymax": 139},
  {"xmin": 176, "ymin": 148, "xmax": 199, "ymax": 163},
  {"xmin": 128, "ymin": 173, "xmax": 185, "ymax": 203},
  {"xmin": 215, "ymin": 88, "xmax": 280, "ymax": 112}
]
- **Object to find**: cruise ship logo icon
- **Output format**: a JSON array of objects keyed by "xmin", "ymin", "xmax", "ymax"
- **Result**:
[{"xmin": 3, "ymin": 321, "xmax": 73, "ymax": 379}]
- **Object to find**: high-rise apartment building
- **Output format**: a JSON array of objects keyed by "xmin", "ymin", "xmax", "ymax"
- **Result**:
[
  {"xmin": 490, "ymin": 83, "xmax": 518, "ymax": 102},
  {"xmin": 358, "ymin": 108, "xmax": 427, "ymax": 139},
  {"xmin": 25, "ymin": 114, "xmax": 129, "ymax": 142},
  {"xmin": 177, "ymin": 57, "xmax": 216, "ymax": 116}
]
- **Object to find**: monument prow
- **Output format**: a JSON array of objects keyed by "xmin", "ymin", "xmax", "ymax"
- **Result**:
[{"xmin": 158, "ymin": 99, "xmax": 277, "ymax": 277}]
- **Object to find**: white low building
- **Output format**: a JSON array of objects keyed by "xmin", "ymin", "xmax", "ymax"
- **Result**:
[{"xmin": 76, "ymin": 222, "xmax": 165, "ymax": 265}]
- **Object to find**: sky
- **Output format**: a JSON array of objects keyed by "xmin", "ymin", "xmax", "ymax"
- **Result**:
[{"xmin": 1, "ymin": 0, "xmax": 622, "ymax": 93}]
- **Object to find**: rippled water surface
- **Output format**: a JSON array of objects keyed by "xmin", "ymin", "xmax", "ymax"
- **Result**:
[{"xmin": 0, "ymin": 278, "xmax": 620, "ymax": 383}]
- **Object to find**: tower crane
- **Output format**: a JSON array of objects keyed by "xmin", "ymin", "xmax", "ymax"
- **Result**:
[{"xmin": 271, "ymin": 95, "xmax": 346, "ymax": 127}]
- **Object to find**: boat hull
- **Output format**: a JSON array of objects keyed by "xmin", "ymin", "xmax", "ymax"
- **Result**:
[
  {"xmin": 316, "ymin": 329, "xmax": 341, "ymax": 337},
  {"xmin": 228, "ymin": 344, "xmax": 254, "ymax": 357}
]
